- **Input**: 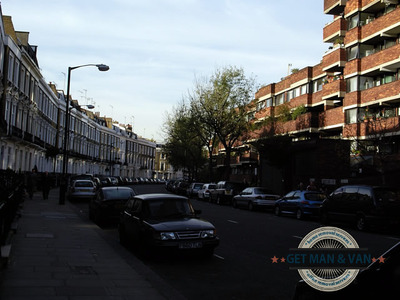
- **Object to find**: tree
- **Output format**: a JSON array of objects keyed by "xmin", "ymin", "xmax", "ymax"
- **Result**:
[
  {"xmin": 163, "ymin": 101, "xmax": 207, "ymax": 181},
  {"xmin": 193, "ymin": 66, "xmax": 257, "ymax": 180}
]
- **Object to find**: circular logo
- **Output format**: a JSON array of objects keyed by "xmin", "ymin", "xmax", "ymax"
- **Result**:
[{"xmin": 297, "ymin": 227, "xmax": 359, "ymax": 292}]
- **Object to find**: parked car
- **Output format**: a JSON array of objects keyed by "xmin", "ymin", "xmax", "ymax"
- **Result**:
[
  {"xmin": 89, "ymin": 186, "xmax": 136, "ymax": 225},
  {"xmin": 232, "ymin": 187, "xmax": 280, "ymax": 211},
  {"xmin": 67, "ymin": 179, "xmax": 96, "ymax": 202},
  {"xmin": 187, "ymin": 182, "xmax": 204, "ymax": 198},
  {"xmin": 320, "ymin": 185, "xmax": 400, "ymax": 231},
  {"xmin": 175, "ymin": 181, "xmax": 190, "ymax": 196},
  {"xmin": 274, "ymin": 190, "xmax": 326, "ymax": 219},
  {"xmin": 118, "ymin": 193, "xmax": 219, "ymax": 257},
  {"xmin": 293, "ymin": 240, "xmax": 400, "ymax": 299},
  {"xmin": 198, "ymin": 183, "xmax": 217, "ymax": 201},
  {"xmin": 210, "ymin": 181, "xmax": 246, "ymax": 205}
]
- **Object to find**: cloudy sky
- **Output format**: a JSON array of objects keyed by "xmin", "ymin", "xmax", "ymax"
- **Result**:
[{"xmin": 1, "ymin": 0, "xmax": 331, "ymax": 142}]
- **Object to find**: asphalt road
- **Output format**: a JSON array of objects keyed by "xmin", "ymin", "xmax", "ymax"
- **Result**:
[{"xmin": 72, "ymin": 184, "xmax": 400, "ymax": 300}]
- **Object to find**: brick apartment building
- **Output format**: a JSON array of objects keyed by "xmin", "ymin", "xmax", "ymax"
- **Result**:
[{"xmin": 219, "ymin": 0, "xmax": 400, "ymax": 194}]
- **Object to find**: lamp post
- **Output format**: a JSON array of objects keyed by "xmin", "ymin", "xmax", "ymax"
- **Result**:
[{"xmin": 59, "ymin": 64, "xmax": 109, "ymax": 205}]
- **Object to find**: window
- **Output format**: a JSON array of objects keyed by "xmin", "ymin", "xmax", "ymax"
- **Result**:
[
  {"xmin": 345, "ymin": 108, "xmax": 358, "ymax": 124},
  {"xmin": 256, "ymin": 100, "xmax": 265, "ymax": 111},
  {"xmin": 266, "ymin": 98, "xmax": 273, "ymax": 107},
  {"xmin": 276, "ymin": 93, "xmax": 285, "ymax": 105},
  {"xmin": 348, "ymin": 45, "xmax": 359, "ymax": 61},
  {"xmin": 348, "ymin": 14, "xmax": 359, "ymax": 30},
  {"xmin": 287, "ymin": 90, "xmax": 294, "ymax": 102},
  {"xmin": 346, "ymin": 77, "xmax": 358, "ymax": 92},
  {"xmin": 312, "ymin": 78, "xmax": 324, "ymax": 93},
  {"xmin": 360, "ymin": 76, "xmax": 374, "ymax": 90},
  {"xmin": 300, "ymin": 84, "xmax": 308, "ymax": 95}
]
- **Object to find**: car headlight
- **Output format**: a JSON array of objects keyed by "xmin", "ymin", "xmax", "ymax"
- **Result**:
[
  {"xmin": 160, "ymin": 232, "xmax": 177, "ymax": 240},
  {"xmin": 201, "ymin": 229, "xmax": 216, "ymax": 238}
]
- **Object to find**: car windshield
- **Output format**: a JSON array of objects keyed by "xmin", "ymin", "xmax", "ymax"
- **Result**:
[
  {"xmin": 75, "ymin": 181, "xmax": 94, "ymax": 187},
  {"xmin": 304, "ymin": 192, "xmax": 326, "ymax": 201},
  {"xmin": 103, "ymin": 189, "xmax": 133, "ymax": 200},
  {"xmin": 148, "ymin": 199, "xmax": 194, "ymax": 218}
]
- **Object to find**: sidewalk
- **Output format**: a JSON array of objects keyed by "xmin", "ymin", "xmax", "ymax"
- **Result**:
[{"xmin": 0, "ymin": 188, "xmax": 183, "ymax": 300}]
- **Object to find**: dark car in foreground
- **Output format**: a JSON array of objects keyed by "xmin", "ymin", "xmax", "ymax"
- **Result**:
[
  {"xmin": 274, "ymin": 190, "xmax": 326, "ymax": 219},
  {"xmin": 118, "ymin": 193, "xmax": 219, "ymax": 257},
  {"xmin": 293, "ymin": 240, "xmax": 400, "ymax": 299},
  {"xmin": 232, "ymin": 187, "xmax": 280, "ymax": 211},
  {"xmin": 320, "ymin": 185, "xmax": 400, "ymax": 231},
  {"xmin": 89, "ymin": 186, "xmax": 136, "ymax": 225}
]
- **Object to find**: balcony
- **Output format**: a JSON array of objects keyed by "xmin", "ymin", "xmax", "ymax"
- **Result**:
[
  {"xmin": 323, "ymin": 18, "xmax": 347, "ymax": 43},
  {"xmin": 359, "ymin": 80, "xmax": 400, "ymax": 105},
  {"xmin": 343, "ymin": 116, "xmax": 400, "ymax": 138},
  {"xmin": 318, "ymin": 107, "xmax": 344, "ymax": 129},
  {"xmin": 361, "ymin": 44, "xmax": 400, "ymax": 75},
  {"xmin": 322, "ymin": 77, "xmax": 346, "ymax": 100},
  {"xmin": 322, "ymin": 47, "xmax": 347, "ymax": 72},
  {"xmin": 275, "ymin": 112, "xmax": 315, "ymax": 135},
  {"xmin": 362, "ymin": 6, "xmax": 400, "ymax": 42},
  {"xmin": 324, "ymin": 0, "xmax": 347, "ymax": 15}
]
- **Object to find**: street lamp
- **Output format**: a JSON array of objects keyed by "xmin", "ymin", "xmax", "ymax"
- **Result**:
[{"xmin": 59, "ymin": 64, "xmax": 109, "ymax": 205}]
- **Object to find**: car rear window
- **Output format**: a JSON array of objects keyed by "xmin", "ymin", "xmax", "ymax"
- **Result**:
[
  {"xmin": 304, "ymin": 192, "xmax": 326, "ymax": 201},
  {"xmin": 75, "ymin": 181, "xmax": 94, "ymax": 187},
  {"xmin": 103, "ymin": 189, "xmax": 133, "ymax": 200}
]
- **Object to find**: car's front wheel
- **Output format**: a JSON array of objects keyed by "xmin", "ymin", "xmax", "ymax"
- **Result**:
[
  {"xmin": 296, "ymin": 209, "xmax": 303, "ymax": 220},
  {"xmin": 248, "ymin": 201, "xmax": 254, "ymax": 211},
  {"xmin": 274, "ymin": 206, "xmax": 281, "ymax": 216},
  {"xmin": 356, "ymin": 215, "xmax": 367, "ymax": 231}
]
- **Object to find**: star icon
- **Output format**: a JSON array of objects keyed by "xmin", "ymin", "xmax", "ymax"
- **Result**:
[
  {"xmin": 280, "ymin": 257, "xmax": 286, "ymax": 263},
  {"xmin": 271, "ymin": 256, "xmax": 279, "ymax": 263},
  {"xmin": 378, "ymin": 256, "xmax": 385, "ymax": 263}
]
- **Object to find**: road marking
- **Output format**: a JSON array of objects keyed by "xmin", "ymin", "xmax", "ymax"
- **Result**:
[
  {"xmin": 213, "ymin": 254, "xmax": 225, "ymax": 260},
  {"xmin": 292, "ymin": 236, "xmax": 303, "ymax": 239},
  {"xmin": 227, "ymin": 220, "xmax": 238, "ymax": 224}
]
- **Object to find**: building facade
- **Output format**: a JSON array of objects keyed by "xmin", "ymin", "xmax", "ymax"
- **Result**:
[
  {"xmin": 0, "ymin": 8, "xmax": 156, "ymax": 178},
  {"xmin": 221, "ymin": 0, "xmax": 400, "ymax": 194}
]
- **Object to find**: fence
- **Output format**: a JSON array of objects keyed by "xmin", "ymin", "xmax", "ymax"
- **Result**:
[{"xmin": 0, "ymin": 170, "xmax": 25, "ymax": 247}]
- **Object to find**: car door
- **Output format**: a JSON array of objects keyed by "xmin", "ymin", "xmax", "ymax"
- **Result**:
[
  {"xmin": 123, "ymin": 198, "xmax": 143, "ymax": 241},
  {"xmin": 288, "ymin": 191, "xmax": 302, "ymax": 212},
  {"xmin": 237, "ymin": 188, "xmax": 250, "ymax": 206},
  {"xmin": 279, "ymin": 191, "xmax": 295, "ymax": 211}
]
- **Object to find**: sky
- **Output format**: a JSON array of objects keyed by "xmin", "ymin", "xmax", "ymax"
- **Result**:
[{"xmin": 1, "ymin": 0, "xmax": 332, "ymax": 142}]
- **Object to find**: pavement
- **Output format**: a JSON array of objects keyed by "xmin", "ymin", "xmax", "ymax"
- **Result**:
[{"xmin": 0, "ymin": 188, "xmax": 185, "ymax": 300}]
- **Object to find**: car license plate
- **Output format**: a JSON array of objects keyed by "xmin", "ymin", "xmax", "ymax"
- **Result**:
[{"xmin": 179, "ymin": 242, "xmax": 203, "ymax": 249}]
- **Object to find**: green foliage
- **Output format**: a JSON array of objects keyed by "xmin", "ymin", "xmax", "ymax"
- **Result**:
[{"xmin": 291, "ymin": 105, "xmax": 307, "ymax": 120}]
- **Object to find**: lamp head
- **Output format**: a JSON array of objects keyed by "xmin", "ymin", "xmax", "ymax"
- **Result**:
[{"xmin": 96, "ymin": 64, "xmax": 110, "ymax": 72}]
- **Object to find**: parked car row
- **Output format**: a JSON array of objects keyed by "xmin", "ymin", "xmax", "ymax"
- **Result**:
[{"xmin": 183, "ymin": 181, "xmax": 400, "ymax": 232}]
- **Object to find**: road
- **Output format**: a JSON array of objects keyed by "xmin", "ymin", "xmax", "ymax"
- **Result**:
[{"xmin": 72, "ymin": 184, "xmax": 400, "ymax": 299}]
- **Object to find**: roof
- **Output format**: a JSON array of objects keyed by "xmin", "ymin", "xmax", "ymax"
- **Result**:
[{"xmin": 133, "ymin": 193, "xmax": 188, "ymax": 201}]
